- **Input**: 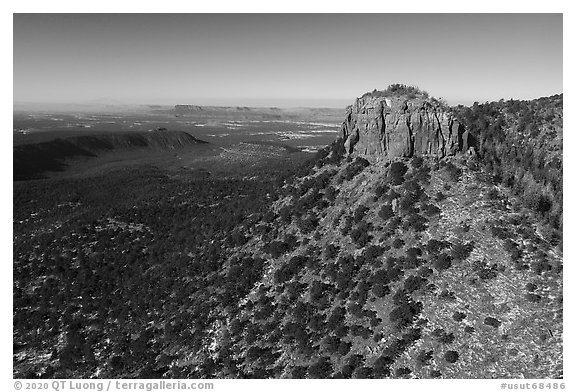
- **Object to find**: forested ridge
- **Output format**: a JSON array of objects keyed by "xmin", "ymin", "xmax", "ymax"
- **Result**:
[{"xmin": 453, "ymin": 94, "xmax": 562, "ymax": 243}]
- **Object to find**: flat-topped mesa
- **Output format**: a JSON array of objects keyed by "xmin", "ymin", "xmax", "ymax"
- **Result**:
[{"xmin": 340, "ymin": 89, "xmax": 472, "ymax": 161}]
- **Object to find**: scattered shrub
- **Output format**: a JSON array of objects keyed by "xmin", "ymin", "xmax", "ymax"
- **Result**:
[
  {"xmin": 372, "ymin": 283, "xmax": 390, "ymax": 298},
  {"xmin": 353, "ymin": 204, "xmax": 370, "ymax": 223},
  {"xmin": 392, "ymin": 238, "xmax": 405, "ymax": 249},
  {"xmin": 341, "ymin": 157, "xmax": 370, "ymax": 181},
  {"xmin": 346, "ymin": 354, "xmax": 365, "ymax": 369},
  {"xmin": 451, "ymin": 242, "xmax": 475, "ymax": 261},
  {"xmin": 352, "ymin": 366, "xmax": 373, "ymax": 379},
  {"xmin": 274, "ymin": 255, "xmax": 307, "ymax": 284},
  {"xmin": 389, "ymin": 162, "xmax": 408, "ymax": 185},
  {"xmin": 416, "ymin": 350, "xmax": 434, "ymax": 366},
  {"xmin": 350, "ymin": 325, "xmax": 372, "ymax": 339},
  {"xmin": 308, "ymin": 357, "xmax": 333, "ymax": 378},
  {"xmin": 297, "ymin": 215, "xmax": 319, "ymax": 234},
  {"xmin": 350, "ymin": 223, "xmax": 373, "ymax": 248},
  {"xmin": 487, "ymin": 188, "xmax": 500, "ymax": 200},
  {"xmin": 386, "ymin": 216, "xmax": 402, "ymax": 232},
  {"xmin": 369, "ymin": 316, "xmax": 382, "ymax": 328},
  {"xmin": 422, "ymin": 203, "xmax": 441, "ymax": 216},
  {"xmin": 491, "ymin": 224, "xmax": 510, "ymax": 240},
  {"xmin": 403, "ymin": 275, "xmax": 426, "ymax": 293},
  {"xmin": 403, "ymin": 213, "xmax": 428, "ymax": 232},
  {"xmin": 338, "ymin": 341, "xmax": 352, "ymax": 356},
  {"xmin": 411, "ymin": 156, "xmax": 424, "ymax": 169},
  {"xmin": 503, "ymin": 239, "xmax": 523, "ymax": 261},
  {"xmin": 389, "ymin": 299, "xmax": 423, "ymax": 329},
  {"xmin": 378, "ymin": 204, "xmax": 394, "ymax": 221},
  {"xmin": 452, "ymin": 311, "xmax": 467, "ymax": 322},
  {"xmin": 321, "ymin": 336, "xmax": 341, "ymax": 354},
  {"xmin": 340, "ymin": 215, "xmax": 354, "ymax": 236},
  {"xmin": 531, "ymin": 260, "xmax": 552, "ymax": 275},
  {"xmin": 326, "ymin": 307, "xmax": 346, "ymax": 331},
  {"xmin": 464, "ymin": 326, "xmax": 475, "ymax": 333},
  {"xmin": 395, "ymin": 367, "xmax": 412, "ymax": 377},
  {"xmin": 427, "ymin": 239, "xmax": 450, "ymax": 254},
  {"xmin": 444, "ymin": 350, "xmax": 459, "ymax": 363},
  {"xmin": 265, "ymin": 240, "xmax": 291, "ymax": 258},
  {"xmin": 324, "ymin": 244, "xmax": 339, "ymax": 260},
  {"xmin": 291, "ymin": 366, "xmax": 308, "ymax": 378},
  {"xmin": 444, "ymin": 162, "xmax": 462, "ymax": 182},
  {"xmin": 433, "ymin": 253, "xmax": 452, "ymax": 271},
  {"xmin": 307, "ymin": 313, "xmax": 326, "ymax": 332},
  {"xmin": 439, "ymin": 332, "xmax": 455, "ymax": 344},
  {"xmin": 484, "ymin": 317, "xmax": 501, "ymax": 328},
  {"xmin": 438, "ymin": 289, "xmax": 456, "ymax": 300},
  {"xmin": 432, "ymin": 328, "xmax": 455, "ymax": 344},
  {"xmin": 525, "ymin": 293, "xmax": 542, "ymax": 303},
  {"xmin": 324, "ymin": 186, "xmax": 338, "ymax": 202},
  {"xmin": 374, "ymin": 183, "xmax": 390, "ymax": 199},
  {"xmin": 364, "ymin": 245, "xmax": 385, "ymax": 265},
  {"xmin": 399, "ymin": 192, "xmax": 418, "ymax": 212},
  {"xmin": 373, "ymin": 356, "xmax": 393, "ymax": 378},
  {"xmin": 387, "ymin": 189, "xmax": 401, "ymax": 202},
  {"xmin": 406, "ymin": 246, "xmax": 422, "ymax": 258},
  {"xmin": 418, "ymin": 266, "xmax": 433, "ymax": 278},
  {"xmin": 473, "ymin": 260, "xmax": 498, "ymax": 280}
]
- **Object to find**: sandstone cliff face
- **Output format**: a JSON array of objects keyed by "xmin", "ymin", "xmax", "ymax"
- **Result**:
[{"xmin": 340, "ymin": 93, "xmax": 471, "ymax": 160}]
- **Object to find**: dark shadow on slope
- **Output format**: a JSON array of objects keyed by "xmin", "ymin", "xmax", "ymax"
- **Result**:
[{"xmin": 13, "ymin": 130, "xmax": 209, "ymax": 181}]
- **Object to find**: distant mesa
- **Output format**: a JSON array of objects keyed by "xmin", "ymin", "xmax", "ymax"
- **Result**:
[
  {"xmin": 340, "ymin": 84, "xmax": 474, "ymax": 161},
  {"xmin": 172, "ymin": 104, "xmax": 285, "ymax": 120},
  {"xmin": 14, "ymin": 130, "xmax": 208, "ymax": 181},
  {"xmin": 174, "ymin": 104, "xmax": 204, "ymax": 114}
]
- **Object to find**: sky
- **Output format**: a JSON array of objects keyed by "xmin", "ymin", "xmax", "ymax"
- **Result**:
[{"xmin": 13, "ymin": 13, "xmax": 563, "ymax": 107}]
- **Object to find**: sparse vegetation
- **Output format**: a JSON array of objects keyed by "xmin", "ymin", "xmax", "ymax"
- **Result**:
[
  {"xmin": 363, "ymin": 84, "xmax": 430, "ymax": 100},
  {"xmin": 14, "ymin": 90, "xmax": 563, "ymax": 379}
]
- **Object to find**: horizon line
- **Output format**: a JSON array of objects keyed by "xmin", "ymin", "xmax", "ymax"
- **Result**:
[{"xmin": 13, "ymin": 91, "xmax": 563, "ymax": 111}]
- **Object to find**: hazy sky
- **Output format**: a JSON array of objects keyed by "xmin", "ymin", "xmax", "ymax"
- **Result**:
[{"xmin": 13, "ymin": 14, "xmax": 562, "ymax": 107}]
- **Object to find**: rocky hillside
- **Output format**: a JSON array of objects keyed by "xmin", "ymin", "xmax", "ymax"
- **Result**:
[
  {"xmin": 213, "ymin": 148, "xmax": 562, "ymax": 378},
  {"xmin": 340, "ymin": 85, "xmax": 472, "ymax": 160},
  {"xmin": 453, "ymin": 95, "xmax": 563, "ymax": 241},
  {"xmin": 13, "ymin": 130, "xmax": 208, "ymax": 181},
  {"xmin": 196, "ymin": 88, "xmax": 562, "ymax": 378},
  {"xmin": 12, "ymin": 86, "xmax": 563, "ymax": 379}
]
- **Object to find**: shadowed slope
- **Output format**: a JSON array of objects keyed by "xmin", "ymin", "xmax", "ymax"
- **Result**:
[{"xmin": 14, "ymin": 130, "xmax": 208, "ymax": 181}]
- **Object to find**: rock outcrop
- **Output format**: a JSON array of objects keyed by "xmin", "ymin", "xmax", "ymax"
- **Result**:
[{"xmin": 340, "ymin": 91, "xmax": 471, "ymax": 161}]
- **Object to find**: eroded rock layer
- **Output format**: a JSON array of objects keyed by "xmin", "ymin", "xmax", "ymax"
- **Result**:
[{"xmin": 340, "ymin": 94, "xmax": 471, "ymax": 160}]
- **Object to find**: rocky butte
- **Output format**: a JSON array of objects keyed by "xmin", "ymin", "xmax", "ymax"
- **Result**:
[{"xmin": 340, "ymin": 87, "xmax": 474, "ymax": 161}]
